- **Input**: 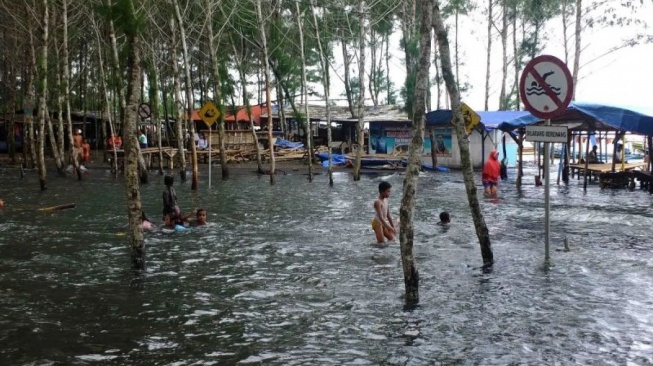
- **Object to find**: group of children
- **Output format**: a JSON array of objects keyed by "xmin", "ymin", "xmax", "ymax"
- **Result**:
[
  {"xmin": 138, "ymin": 175, "xmax": 208, "ymax": 231},
  {"xmin": 373, "ymin": 149, "xmax": 502, "ymax": 243},
  {"xmin": 372, "ymin": 181, "xmax": 450, "ymax": 244}
]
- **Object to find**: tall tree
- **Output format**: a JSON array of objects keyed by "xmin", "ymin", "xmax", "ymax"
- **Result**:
[
  {"xmin": 25, "ymin": 6, "xmax": 37, "ymax": 169},
  {"xmin": 352, "ymin": 0, "xmax": 366, "ymax": 182},
  {"xmin": 205, "ymin": 0, "xmax": 230, "ymax": 179},
  {"xmin": 111, "ymin": 0, "xmax": 145, "ymax": 269},
  {"xmin": 311, "ymin": 0, "xmax": 334, "ymax": 186},
  {"xmin": 399, "ymin": 0, "xmax": 431, "ymax": 304},
  {"xmin": 172, "ymin": 0, "xmax": 199, "ymax": 189},
  {"xmin": 295, "ymin": 1, "xmax": 313, "ymax": 182},
  {"xmin": 434, "ymin": 0, "xmax": 493, "ymax": 266},
  {"xmin": 256, "ymin": 0, "xmax": 275, "ymax": 184},
  {"xmin": 484, "ymin": 0, "xmax": 493, "ymax": 110},
  {"xmin": 35, "ymin": 0, "xmax": 49, "ymax": 190},
  {"xmin": 62, "ymin": 0, "xmax": 78, "ymax": 178},
  {"xmin": 167, "ymin": 12, "xmax": 188, "ymax": 181},
  {"xmin": 498, "ymin": 0, "xmax": 509, "ymax": 110},
  {"xmin": 571, "ymin": 0, "xmax": 582, "ymax": 93}
]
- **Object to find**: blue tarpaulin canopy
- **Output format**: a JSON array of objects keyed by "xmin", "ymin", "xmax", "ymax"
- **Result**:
[
  {"xmin": 425, "ymin": 109, "xmax": 530, "ymax": 130},
  {"xmin": 497, "ymin": 102, "xmax": 653, "ymax": 135}
]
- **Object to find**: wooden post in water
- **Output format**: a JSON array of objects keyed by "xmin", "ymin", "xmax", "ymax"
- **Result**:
[
  {"xmin": 646, "ymin": 135, "xmax": 653, "ymax": 193},
  {"xmin": 583, "ymin": 131, "xmax": 591, "ymax": 191},
  {"xmin": 516, "ymin": 129, "xmax": 524, "ymax": 189},
  {"xmin": 563, "ymin": 131, "xmax": 571, "ymax": 183},
  {"xmin": 611, "ymin": 131, "xmax": 625, "ymax": 173}
]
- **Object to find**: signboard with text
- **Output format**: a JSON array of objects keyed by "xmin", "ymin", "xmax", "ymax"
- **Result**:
[{"xmin": 525, "ymin": 125, "xmax": 568, "ymax": 143}]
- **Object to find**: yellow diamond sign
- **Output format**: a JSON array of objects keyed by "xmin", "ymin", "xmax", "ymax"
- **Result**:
[
  {"xmin": 461, "ymin": 103, "xmax": 481, "ymax": 134},
  {"xmin": 199, "ymin": 101, "xmax": 220, "ymax": 127}
]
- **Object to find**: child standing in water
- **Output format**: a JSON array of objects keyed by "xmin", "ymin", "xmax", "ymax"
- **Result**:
[
  {"xmin": 162, "ymin": 175, "xmax": 180, "ymax": 220},
  {"xmin": 372, "ymin": 181, "xmax": 397, "ymax": 244}
]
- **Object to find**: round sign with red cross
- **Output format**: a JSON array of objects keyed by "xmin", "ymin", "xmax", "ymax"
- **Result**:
[{"xmin": 519, "ymin": 55, "xmax": 574, "ymax": 120}]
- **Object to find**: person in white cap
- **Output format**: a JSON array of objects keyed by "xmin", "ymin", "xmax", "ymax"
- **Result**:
[{"xmin": 72, "ymin": 129, "xmax": 84, "ymax": 166}]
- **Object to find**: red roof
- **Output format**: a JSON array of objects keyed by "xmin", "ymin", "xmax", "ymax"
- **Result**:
[
  {"xmin": 225, "ymin": 105, "xmax": 265, "ymax": 125},
  {"xmin": 188, "ymin": 105, "xmax": 266, "ymax": 125}
]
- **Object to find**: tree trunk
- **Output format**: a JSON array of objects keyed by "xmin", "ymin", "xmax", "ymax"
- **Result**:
[
  {"xmin": 454, "ymin": 9, "xmax": 460, "ymax": 91},
  {"xmin": 25, "ymin": 16, "xmax": 37, "ymax": 170},
  {"xmin": 94, "ymin": 23, "xmax": 119, "ymax": 176},
  {"xmin": 62, "ymin": 0, "xmax": 79, "ymax": 178},
  {"xmin": 368, "ymin": 30, "xmax": 378, "ymax": 107},
  {"xmin": 233, "ymin": 48, "xmax": 263, "ymax": 175},
  {"xmin": 561, "ymin": 0, "xmax": 570, "ymax": 64},
  {"xmin": 429, "ymin": 128, "xmax": 438, "ymax": 167},
  {"xmin": 205, "ymin": 0, "xmax": 229, "ymax": 179},
  {"xmin": 385, "ymin": 33, "xmax": 392, "ymax": 104},
  {"xmin": 499, "ymin": 0, "xmax": 508, "ymax": 110},
  {"xmin": 434, "ymin": 41, "xmax": 442, "ymax": 109},
  {"xmin": 256, "ymin": 0, "xmax": 275, "ymax": 184},
  {"xmin": 484, "ymin": 0, "xmax": 493, "ymax": 111},
  {"xmin": 172, "ymin": 0, "xmax": 199, "ymax": 190},
  {"xmin": 147, "ymin": 52, "xmax": 163, "ymax": 175},
  {"xmin": 8, "ymin": 64, "xmax": 17, "ymax": 163},
  {"xmin": 296, "ymin": 2, "xmax": 313, "ymax": 182},
  {"xmin": 51, "ymin": 11, "xmax": 65, "ymax": 176},
  {"xmin": 107, "ymin": 0, "xmax": 148, "ymax": 182},
  {"xmin": 45, "ymin": 108, "xmax": 64, "ymax": 173},
  {"xmin": 277, "ymin": 82, "xmax": 288, "ymax": 140},
  {"xmin": 168, "ymin": 13, "xmax": 188, "ymax": 180},
  {"xmin": 434, "ymin": 0, "xmax": 493, "ymax": 266},
  {"xmin": 399, "ymin": 0, "xmax": 431, "ymax": 304},
  {"xmin": 353, "ymin": 0, "xmax": 366, "ymax": 182},
  {"xmin": 342, "ymin": 39, "xmax": 356, "ymax": 118},
  {"xmin": 217, "ymin": 106, "xmax": 229, "ymax": 179},
  {"xmin": 124, "ymin": 32, "xmax": 145, "ymax": 270},
  {"xmin": 231, "ymin": 40, "xmax": 264, "ymax": 174},
  {"xmin": 512, "ymin": 5, "xmax": 519, "ymax": 110},
  {"xmin": 311, "ymin": 0, "xmax": 333, "ymax": 185},
  {"xmin": 36, "ymin": 0, "xmax": 49, "ymax": 191},
  {"xmin": 572, "ymin": 0, "xmax": 582, "ymax": 95}
]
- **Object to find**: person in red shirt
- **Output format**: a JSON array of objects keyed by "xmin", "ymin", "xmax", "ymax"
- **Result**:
[
  {"xmin": 81, "ymin": 139, "xmax": 91, "ymax": 164},
  {"xmin": 482, "ymin": 150, "xmax": 501, "ymax": 197}
]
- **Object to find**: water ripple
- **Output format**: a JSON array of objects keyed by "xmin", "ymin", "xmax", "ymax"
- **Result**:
[{"xmin": 0, "ymin": 168, "xmax": 652, "ymax": 365}]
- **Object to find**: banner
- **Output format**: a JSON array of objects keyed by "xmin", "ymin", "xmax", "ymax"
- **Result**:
[{"xmin": 369, "ymin": 124, "xmax": 452, "ymax": 157}]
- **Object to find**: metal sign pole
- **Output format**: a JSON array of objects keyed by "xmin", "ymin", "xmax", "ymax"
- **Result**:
[
  {"xmin": 544, "ymin": 118, "xmax": 551, "ymax": 265},
  {"xmin": 208, "ymin": 131, "xmax": 212, "ymax": 188}
]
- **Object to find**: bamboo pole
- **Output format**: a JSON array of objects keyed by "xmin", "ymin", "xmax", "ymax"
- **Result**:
[{"xmin": 38, "ymin": 203, "xmax": 76, "ymax": 212}]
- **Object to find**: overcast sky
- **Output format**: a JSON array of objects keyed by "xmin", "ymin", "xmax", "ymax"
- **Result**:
[{"xmin": 320, "ymin": 2, "xmax": 653, "ymax": 114}]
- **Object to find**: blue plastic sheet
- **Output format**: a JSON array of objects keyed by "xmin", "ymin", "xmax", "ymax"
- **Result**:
[{"xmin": 275, "ymin": 138, "xmax": 304, "ymax": 149}]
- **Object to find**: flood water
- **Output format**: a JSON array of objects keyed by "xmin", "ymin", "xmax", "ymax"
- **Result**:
[{"xmin": 1, "ymin": 164, "xmax": 652, "ymax": 365}]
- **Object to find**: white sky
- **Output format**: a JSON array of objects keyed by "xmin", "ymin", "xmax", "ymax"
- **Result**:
[{"xmin": 319, "ymin": 2, "xmax": 653, "ymax": 115}]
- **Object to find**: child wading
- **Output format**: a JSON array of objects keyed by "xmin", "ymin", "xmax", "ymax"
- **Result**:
[
  {"xmin": 372, "ymin": 181, "xmax": 397, "ymax": 244},
  {"xmin": 162, "ymin": 175, "xmax": 180, "ymax": 220}
]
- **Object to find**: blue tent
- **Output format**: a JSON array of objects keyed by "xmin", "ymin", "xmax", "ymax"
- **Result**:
[
  {"xmin": 497, "ymin": 102, "xmax": 653, "ymax": 135},
  {"xmin": 425, "ymin": 109, "xmax": 530, "ymax": 130}
]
